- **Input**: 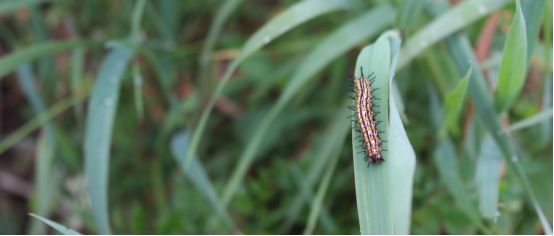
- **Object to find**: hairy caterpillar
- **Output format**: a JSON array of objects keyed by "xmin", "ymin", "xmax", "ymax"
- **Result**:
[{"xmin": 350, "ymin": 67, "xmax": 384, "ymax": 165}]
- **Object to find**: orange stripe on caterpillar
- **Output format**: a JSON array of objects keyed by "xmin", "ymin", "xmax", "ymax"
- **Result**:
[{"xmin": 353, "ymin": 67, "xmax": 383, "ymax": 164}]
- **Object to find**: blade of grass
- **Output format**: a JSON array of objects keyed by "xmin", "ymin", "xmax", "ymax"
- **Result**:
[
  {"xmin": 303, "ymin": 104, "xmax": 351, "ymax": 234},
  {"xmin": 0, "ymin": 0, "xmax": 49, "ymax": 17},
  {"xmin": 70, "ymin": 48, "xmax": 85, "ymax": 120},
  {"xmin": 540, "ymin": 0, "xmax": 552, "ymax": 145},
  {"xmin": 29, "ymin": 131, "xmax": 57, "ymax": 234},
  {"xmin": 397, "ymin": 0, "xmax": 509, "ymax": 70},
  {"xmin": 185, "ymin": 0, "xmax": 359, "ymax": 165},
  {"xmin": 29, "ymin": 213, "xmax": 81, "ymax": 235},
  {"xmin": 396, "ymin": 0, "xmax": 427, "ymax": 33},
  {"xmin": 0, "ymin": 90, "xmax": 88, "ymax": 155},
  {"xmin": 221, "ymin": 6, "xmax": 395, "ymax": 209},
  {"xmin": 521, "ymin": 0, "xmax": 545, "ymax": 63},
  {"xmin": 440, "ymin": 68, "xmax": 471, "ymax": 137},
  {"xmin": 199, "ymin": 0, "xmax": 243, "ymax": 82},
  {"xmin": 444, "ymin": 27, "xmax": 553, "ymax": 236},
  {"xmin": 475, "ymin": 135, "xmax": 503, "ymax": 219},
  {"xmin": 502, "ymin": 108, "xmax": 553, "ymax": 133},
  {"xmin": 131, "ymin": 0, "xmax": 146, "ymax": 42},
  {"xmin": 84, "ymin": 44, "xmax": 134, "ymax": 234},
  {"xmin": 433, "ymin": 139, "xmax": 487, "ymax": 232},
  {"xmin": 282, "ymin": 103, "xmax": 354, "ymax": 230},
  {"xmin": 132, "ymin": 64, "xmax": 144, "ymax": 120},
  {"xmin": 352, "ymin": 30, "xmax": 415, "ymax": 234},
  {"xmin": 494, "ymin": 0, "xmax": 528, "ymax": 113},
  {"xmin": 170, "ymin": 130, "xmax": 235, "ymax": 230},
  {"xmin": 0, "ymin": 40, "xmax": 82, "ymax": 79},
  {"xmin": 16, "ymin": 63, "xmax": 59, "ymax": 234}
]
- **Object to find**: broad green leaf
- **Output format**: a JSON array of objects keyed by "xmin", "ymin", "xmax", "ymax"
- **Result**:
[
  {"xmin": 29, "ymin": 213, "xmax": 81, "ymax": 235},
  {"xmin": 397, "ymin": 0, "xmax": 509, "ymax": 70},
  {"xmin": 352, "ymin": 30, "xmax": 415, "ymax": 234},
  {"xmin": 0, "ymin": 40, "xmax": 82, "ymax": 79},
  {"xmin": 185, "ymin": 0, "xmax": 359, "ymax": 165},
  {"xmin": 441, "ymin": 68, "xmax": 471, "ymax": 137},
  {"xmin": 221, "ymin": 6, "xmax": 395, "ymax": 209},
  {"xmin": 494, "ymin": 0, "xmax": 528, "ymax": 113},
  {"xmin": 475, "ymin": 135, "xmax": 503, "ymax": 219},
  {"xmin": 84, "ymin": 44, "xmax": 134, "ymax": 234}
]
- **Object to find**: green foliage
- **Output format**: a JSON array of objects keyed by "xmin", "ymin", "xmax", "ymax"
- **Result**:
[{"xmin": 0, "ymin": 0, "xmax": 551, "ymax": 234}]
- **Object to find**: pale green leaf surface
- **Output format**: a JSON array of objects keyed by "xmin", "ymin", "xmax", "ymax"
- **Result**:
[
  {"xmin": 441, "ymin": 68, "xmax": 471, "ymax": 137},
  {"xmin": 0, "ymin": 40, "xmax": 81, "ymax": 79},
  {"xmin": 521, "ymin": 0, "xmax": 545, "ymax": 62},
  {"xmin": 29, "ymin": 214, "xmax": 81, "ymax": 235},
  {"xmin": 475, "ymin": 135, "xmax": 502, "ymax": 219},
  {"xmin": 504, "ymin": 108, "xmax": 553, "ymax": 133},
  {"xmin": 495, "ymin": 0, "xmax": 528, "ymax": 113},
  {"xmin": 352, "ymin": 30, "xmax": 415, "ymax": 235},
  {"xmin": 84, "ymin": 45, "xmax": 134, "ymax": 234}
]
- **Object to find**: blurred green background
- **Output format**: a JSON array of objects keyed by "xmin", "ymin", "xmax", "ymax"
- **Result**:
[{"xmin": 0, "ymin": 0, "xmax": 551, "ymax": 234}]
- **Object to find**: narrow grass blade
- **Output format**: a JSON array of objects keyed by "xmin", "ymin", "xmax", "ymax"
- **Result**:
[
  {"xmin": 303, "ymin": 106, "xmax": 350, "ymax": 234},
  {"xmin": 199, "ymin": 0, "xmax": 242, "ymax": 80},
  {"xmin": 29, "ymin": 213, "xmax": 80, "ymax": 235},
  {"xmin": 433, "ymin": 139, "xmax": 485, "ymax": 231},
  {"xmin": 396, "ymin": 0, "xmax": 426, "ymax": 33},
  {"xmin": 503, "ymin": 108, "xmax": 553, "ymax": 133},
  {"xmin": 185, "ymin": 0, "xmax": 359, "ymax": 165},
  {"xmin": 282, "ymin": 103, "xmax": 368, "ymax": 230},
  {"xmin": 29, "ymin": 131, "xmax": 59, "ymax": 234},
  {"xmin": 352, "ymin": 30, "xmax": 415, "ymax": 234},
  {"xmin": 440, "ymin": 68, "xmax": 471, "ymax": 137},
  {"xmin": 445, "ymin": 31, "xmax": 552, "ymax": 235},
  {"xmin": 131, "ymin": 0, "xmax": 146, "ymax": 41},
  {"xmin": 397, "ymin": 0, "xmax": 509, "ymax": 69},
  {"xmin": 0, "ymin": 90, "xmax": 87, "ymax": 156},
  {"xmin": 221, "ymin": 6, "xmax": 395, "ymax": 208},
  {"xmin": 132, "ymin": 64, "xmax": 144, "ymax": 120},
  {"xmin": 15, "ymin": 64, "xmax": 57, "ymax": 234},
  {"xmin": 84, "ymin": 44, "xmax": 134, "ymax": 234},
  {"xmin": 0, "ymin": 0, "xmax": 49, "ymax": 17},
  {"xmin": 521, "ymin": 0, "xmax": 545, "ymax": 62},
  {"xmin": 494, "ymin": 0, "xmax": 528, "ymax": 113},
  {"xmin": 0, "ymin": 40, "xmax": 81, "ymax": 79},
  {"xmin": 70, "ymin": 48, "xmax": 85, "ymax": 120},
  {"xmin": 170, "ymin": 130, "xmax": 234, "ymax": 229},
  {"xmin": 475, "ymin": 135, "xmax": 502, "ymax": 220}
]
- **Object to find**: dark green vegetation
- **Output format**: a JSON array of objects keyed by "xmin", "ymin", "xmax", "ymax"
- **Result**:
[{"xmin": 0, "ymin": 0, "xmax": 551, "ymax": 234}]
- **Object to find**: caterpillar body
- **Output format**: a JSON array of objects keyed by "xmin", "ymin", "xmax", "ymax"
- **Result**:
[{"xmin": 351, "ymin": 67, "xmax": 384, "ymax": 165}]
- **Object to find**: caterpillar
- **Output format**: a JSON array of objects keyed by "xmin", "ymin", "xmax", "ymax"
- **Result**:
[{"xmin": 350, "ymin": 67, "xmax": 384, "ymax": 165}]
